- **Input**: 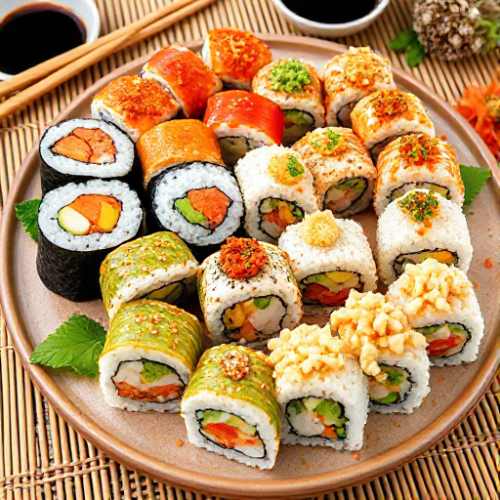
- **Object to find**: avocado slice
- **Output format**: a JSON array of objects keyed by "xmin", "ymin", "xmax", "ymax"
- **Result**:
[
  {"xmin": 315, "ymin": 399, "xmax": 347, "ymax": 427},
  {"xmin": 283, "ymin": 109, "xmax": 315, "ymax": 146},
  {"xmin": 254, "ymin": 296, "xmax": 272, "ymax": 310},
  {"xmin": 287, "ymin": 399, "xmax": 307, "ymax": 416},
  {"xmin": 58, "ymin": 206, "xmax": 91, "ymax": 235},
  {"xmin": 377, "ymin": 392, "xmax": 399, "ymax": 405},
  {"xmin": 140, "ymin": 360, "xmax": 174, "ymax": 383},
  {"xmin": 175, "ymin": 198, "xmax": 207, "ymax": 227}
]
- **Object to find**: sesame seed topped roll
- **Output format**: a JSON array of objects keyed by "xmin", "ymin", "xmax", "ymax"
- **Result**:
[
  {"xmin": 201, "ymin": 28, "xmax": 272, "ymax": 90},
  {"xmin": 323, "ymin": 47, "xmax": 396, "ymax": 128}
]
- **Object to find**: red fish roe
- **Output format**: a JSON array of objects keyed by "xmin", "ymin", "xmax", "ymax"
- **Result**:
[{"xmin": 220, "ymin": 237, "xmax": 269, "ymax": 279}]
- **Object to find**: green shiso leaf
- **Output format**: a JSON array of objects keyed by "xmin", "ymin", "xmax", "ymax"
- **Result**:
[
  {"xmin": 406, "ymin": 38, "xmax": 427, "ymax": 68},
  {"xmin": 15, "ymin": 198, "xmax": 41, "ymax": 242},
  {"xmin": 141, "ymin": 361, "xmax": 173, "ymax": 383},
  {"xmin": 460, "ymin": 164, "xmax": 492, "ymax": 205},
  {"xmin": 30, "ymin": 315, "xmax": 106, "ymax": 377},
  {"xmin": 389, "ymin": 29, "xmax": 417, "ymax": 51}
]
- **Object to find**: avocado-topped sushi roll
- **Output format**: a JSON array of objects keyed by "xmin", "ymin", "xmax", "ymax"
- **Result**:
[
  {"xmin": 323, "ymin": 47, "xmax": 396, "ymax": 128},
  {"xmin": 351, "ymin": 90, "xmax": 435, "ymax": 162},
  {"xmin": 201, "ymin": 28, "xmax": 272, "ymax": 90},
  {"xmin": 100, "ymin": 232, "xmax": 198, "ymax": 320},
  {"xmin": 387, "ymin": 259, "xmax": 484, "ymax": 366},
  {"xmin": 293, "ymin": 127, "xmax": 377, "ymax": 216},
  {"xmin": 268, "ymin": 324, "xmax": 368, "ymax": 449},
  {"xmin": 330, "ymin": 291, "xmax": 430, "ymax": 414},
  {"xmin": 279, "ymin": 211, "xmax": 376, "ymax": 314},
  {"xmin": 252, "ymin": 59, "xmax": 325, "ymax": 146},
  {"xmin": 91, "ymin": 76, "xmax": 180, "ymax": 142},
  {"xmin": 374, "ymin": 134, "xmax": 464, "ymax": 215},
  {"xmin": 235, "ymin": 146, "xmax": 318, "ymax": 243},
  {"xmin": 203, "ymin": 90, "xmax": 285, "ymax": 167},
  {"xmin": 37, "ymin": 180, "xmax": 143, "ymax": 301},
  {"xmin": 141, "ymin": 43, "xmax": 222, "ymax": 119},
  {"xmin": 99, "ymin": 300, "xmax": 203, "ymax": 412},
  {"xmin": 377, "ymin": 189, "xmax": 473, "ymax": 285},
  {"xmin": 198, "ymin": 238, "xmax": 302, "ymax": 348},
  {"xmin": 39, "ymin": 118, "xmax": 135, "ymax": 194},
  {"xmin": 181, "ymin": 345, "xmax": 281, "ymax": 469}
]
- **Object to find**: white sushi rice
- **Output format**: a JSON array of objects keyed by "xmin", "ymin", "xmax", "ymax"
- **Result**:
[
  {"xmin": 210, "ymin": 122, "xmax": 278, "ymax": 149},
  {"xmin": 38, "ymin": 179, "xmax": 143, "ymax": 251}
]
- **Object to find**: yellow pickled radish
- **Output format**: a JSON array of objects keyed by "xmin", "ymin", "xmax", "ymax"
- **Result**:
[
  {"xmin": 97, "ymin": 201, "xmax": 120, "ymax": 232},
  {"xmin": 57, "ymin": 206, "xmax": 91, "ymax": 235}
]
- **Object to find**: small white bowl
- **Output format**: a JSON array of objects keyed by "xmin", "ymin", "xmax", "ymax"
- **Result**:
[
  {"xmin": 272, "ymin": 0, "xmax": 390, "ymax": 38},
  {"xmin": 0, "ymin": 0, "xmax": 101, "ymax": 80}
]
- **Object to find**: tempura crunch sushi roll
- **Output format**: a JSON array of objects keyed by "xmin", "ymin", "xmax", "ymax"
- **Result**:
[
  {"xmin": 198, "ymin": 238, "xmax": 302, "ymax": 348},
  {"xmin": 99, "ymin": 300, "xmax": 203, "ymax": 412},
  {"xmin": 235, "ymin": 146, "xmax": 318, "ymax": 243},
  {"xmin": 374, "ymin": 134, "xmax": 464, "ymax": 215},
  {"xmin": 279, "ymin": 211, "xmax": 377, "ymax": 314},
  {"xmin": 201, "ymin": 28, "xmax": 272, "ymax": 90},
  {"xmin": 141, "ymin": 43, "xmax": 222, "ymax": 119},
  {"xmin": 377, "ymin": 189, "xmax": 473, "ymax": 285},
  {"xmin": 91, "ymin": 76, "xmax": 180, "ymax": 142},
  {"xmin": 203, "ymin": 90, "xmax": 285, "ymax": 167},
  {"xmin": 268, "ymin": 324, "xmax": 368, "ymax": 450},
  {"xmin": 181, "ymin": 345, "xmax": 281, "ymax": 469},
  {"xmin": 387, "ymin": 259, "xmax": 484, "ymax": 366},
  {"xmin": 293, "ymin": 127, "xmax": 377, "ymax": 216},
  {"xmin": 100, "ymin": 231, "xmax": 198, "ymax": 320},
  {"xmin": 330, "ymin": 291, "xmax": 430, "ymax": 414},
  {"xmin": 351, "ymin": 89, "xmax": 435, "ymax": 162},
  {"xmin": 323, "ymin": 47, "xmax": 396, "ymax": 128},
  {"xmin": 252, "ymin": 59, "xmax": 325, "ymax": 145}
]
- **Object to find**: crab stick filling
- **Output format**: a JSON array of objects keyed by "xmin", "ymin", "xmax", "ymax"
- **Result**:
[
  {"xmin": 416, "ymin": 323, "xmax": 470, "ymax": 358},
  {"xmin": 368, "ymin": 364, "xmax": 412, "ymax": 405},
  {"xmin": 301, "ymin": 271, "xmax": 362, "ymax": 307},
  {"xmin": 393, "ymin": 249, "xmax": 458, "ymax": 277},
  {"xmin": 259, "ymin": 197, "xmax": 304, "ymax": 239}
]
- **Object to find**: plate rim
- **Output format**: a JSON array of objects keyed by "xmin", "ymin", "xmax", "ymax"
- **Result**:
[{"xmin": 1, "ymin": 34, "xmax": 499, "ymax": 498}]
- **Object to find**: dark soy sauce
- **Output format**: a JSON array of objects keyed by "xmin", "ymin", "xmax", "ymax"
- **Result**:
[
  {"xmin": 283, "ymin": 0, "xmax": 378, "ymax": 24},
  {"xmin": 0, "ymin": 3, "xmax": 86, "ymax": 75}
]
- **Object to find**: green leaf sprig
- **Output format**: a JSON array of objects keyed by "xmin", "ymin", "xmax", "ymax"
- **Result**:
[
  {"xmin": 389, "ymin": 29, "xmax": 427, "ymax": 68},
  {"xmin": 460, "ymin": 164, "xmax": 492, "ymax": 206},
  {"xmin": 15, "ymin": 198, "xmax": 41, "ymax": 242}
]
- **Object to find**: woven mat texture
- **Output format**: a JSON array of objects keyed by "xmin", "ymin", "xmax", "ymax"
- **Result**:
[{"xmin": 0, "ymin": 0, "xmax": 499, "ymax": 498}]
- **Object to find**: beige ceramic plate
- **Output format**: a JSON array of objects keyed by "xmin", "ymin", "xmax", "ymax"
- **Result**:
[{"xmin": 1, "ymin": 36, "xmax": 500, "ymax": 499}]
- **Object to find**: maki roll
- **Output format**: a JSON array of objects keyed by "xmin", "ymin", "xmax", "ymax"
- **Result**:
[
  {"xmin": 292, "ymin": 127, "xmax": 377, "ymax": 216},
  {"xmin": 330, "ymin": 291, "xmax": 430, "ymax": 414},
  {"xmin": 37, "ymin": 180, "xmax": 143, "ymax": 301},
  {"xmin": 268, "ymin": 324, "xmax": 368, "ymax": 450},
  {"xmin": 374, "ymin": 134, "xmax": 464, "ymax": 215},
  {"xmin": 278, "ymin": 211, "xmax": 377, "ymax": 314},
  {"xmin": 387, "ymin": 259, "xmax": 484, "ymax": 366},
  {"xmin": 100, "ymin": 231, "xmax": 198, "ymax": 320},
  {"xmin": 323, "ymin": 47, "xmax": 396, "ymax": 128},
  {"xmin": 252, "ymin": 59, "xmax": 325, "ymax": 146},
  {"xmin": 203, "ymin": 90, "xmax": 285, "ymax": 167},
  {"xmin": 91, "ymin": 76, "xmax": 180, "ymax": 142},
  {"xmin": 351, "ymin": 89, "xmax": 435, "ymax": 162},
  {"xmin": 141, "ymin": 43, "xmax": 222, "ymax": 119},
  {"xmin": 234, "ymin": 146, "xmax": 318, "ymax": 243},
  {"xmin": 198, "ymin": 238, "xmax": 302, "ymax": 348},
  {"xmin": 201, "ymin": 28, "xmax": 272, "ymax": 90},
  {"xmin": 181, "ymin": 345, "xmax": 281, "ymax": 469},
  {"xmin": 377, "ymin": 189, "xmax": 473, "ymax": 285},
  {"xmin": 39, "ymin": 118, "xmax": 135, "ymax": 194},
  {"xmin": 99, "ymin": 300, "xmax": 203, "ymax": 412}
]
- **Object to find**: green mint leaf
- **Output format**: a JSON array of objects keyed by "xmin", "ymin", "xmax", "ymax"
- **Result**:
[
  {"xmin": 389, "ymin": 29, "xmax": 417, "ymax": 51},
  {"xmin": 15, "ymin": 199, "xmax": 41, "ymax": 242},
  {"xmin": 141, "ymin": 360, "xmax": 173, "ymax": 383},
  {"xmin": 460, "ymin": 164, "xmax": 492, "ymax": 205},
  {"xmin": 30, "ymin": 315, "xmax": 106, "ymax": 376},
  {"xmin": 406, "ymin": 38, "xmax": 426, "ymax": 68}
]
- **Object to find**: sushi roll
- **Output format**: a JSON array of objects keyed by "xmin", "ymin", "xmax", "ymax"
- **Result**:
[
  {"xmin": 203, "ymin": 90, "xmax": 285, "ymax": 167},
  {"xmin": 150, "ymin": 163, "xmax": 243, "ymax": 248},
  {"xmin": 39, "ymin": 118, "xmax": 135, "ymax": 194},
  {"xmin": 330, "ymin": 291, "xmax": 430, "ymax": 414},
  {"xmin": 252, "ymin": 59, "xmax": 325, "ymax": 146},
  {"xmin": 181, "ymin": 345, "xmax": 281, "ymax": 469},
  {"xmin": 91, "ymin": 76, "xmax": 180, "ymax": 142},
  {"xmin": 377, "ymin": 189, "xmax": 473, "ymax": 285},
  {"xmin": 201, "ymin": 28, "xmax": 272, "ymax": 90},
  {"xmin": 292, "ymin": 127, "xmax": 377, "ymax": 216},
  {"xmin": 351, "ymin": 89, "xmax": 435, "ymax": 162},
  {"xmin": 37, "ymin": 180, "xmax": 143, "ymax": 302},
  {"xmin": 137, "ymin": 119, "xmax": 224, "ymax": 188},
  {"xmin": 198, "ymin": 237, "xmax": 302, "ymax": 348},
  {"xmin": 278, "ymin": 211, "xmax": 377, "ymax": 314},
  {"xmin": 374, "ymin": 133, "xmax": 464, "ymax": 215},
  {"xmin": 387, "ymin": 259, "xmax": 484, "ymax": 366},
  {"xmin": 234, "ymin": 146, "xmax": 318, "ymax": 243},
  {"xmin": 100, "ymin": 231, "xmax": 198, "ymax": 320},
  {"xmin": 323, "ymin": 46, "xmax": 396, "ymax": 128},
  {"xmin": 141, "ymin": 43, "xmax": 222, "ymax": 119},
  {"xmin": 268, "ymin": 324, "xmax": 368, "ymax": 450},
  {"xmin": 99, "ymin": 300, "xmax": 203, "ymax": 412}
]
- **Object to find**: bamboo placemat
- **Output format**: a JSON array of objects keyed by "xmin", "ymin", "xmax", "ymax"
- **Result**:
[{"xmin": 0, "ymin": 0, "xmax": 499, "ymax": 498}]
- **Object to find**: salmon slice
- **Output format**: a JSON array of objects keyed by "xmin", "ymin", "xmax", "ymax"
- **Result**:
[
  {"xmin": 68, "ymin": 194, "xmax": 121, "ymax": 234},
  {"xmin": 188, "ymin": 187, "xmax": 231, "ymax": 228},
  {"xmin": 115, "ymin": 380, "xmax": 183, "ymax": 402}
]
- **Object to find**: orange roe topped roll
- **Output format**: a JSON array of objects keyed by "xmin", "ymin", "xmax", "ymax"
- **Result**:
[{"xmin": 220, "ymin": 237, "xmax": 269, "ymax": 279}]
